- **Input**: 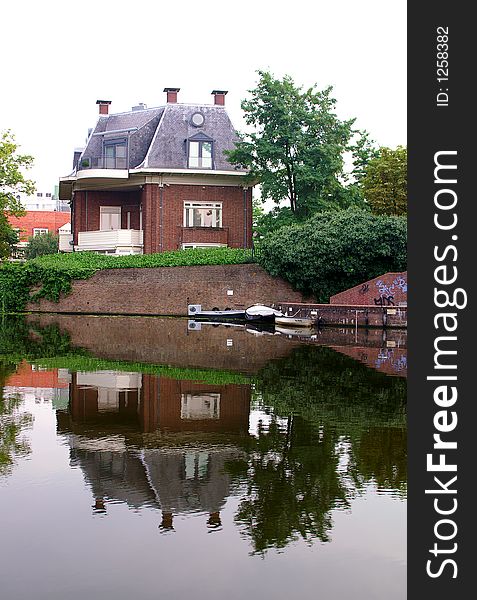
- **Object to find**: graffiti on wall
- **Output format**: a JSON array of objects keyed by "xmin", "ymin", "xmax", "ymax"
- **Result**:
[{"xmin": 374, "ymin": 276, "xmax": 407, "ymax": 306}]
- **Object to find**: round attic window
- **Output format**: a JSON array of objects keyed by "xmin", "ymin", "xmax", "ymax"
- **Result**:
[{"xmin": 191, "ymin": 112, "xmax": 205, "ymax": 127}]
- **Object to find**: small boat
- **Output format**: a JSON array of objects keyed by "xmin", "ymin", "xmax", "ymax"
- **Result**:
[
  {"xmin": 275, "ymin": 325, "xmax": 317, "ymax": 338},
  {"xmin": 275, "ymin": 315, "xmax": 315, "ymax": 328},
  {"xmin": 245, "ymin": 304, "xmax": 284, "ymax": 323},
  {"xmin": 188, "ymin": 304, "xmax": 245, "ymax": 320},
  {"xmin": 188, "ymin": 304, "xmax": 284, "ymax": 323}
]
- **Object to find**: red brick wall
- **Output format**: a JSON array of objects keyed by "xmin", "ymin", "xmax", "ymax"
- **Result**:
[
  {"xmin": 6, "ymin": 361, "xmax": 69, "ymax": 388},
  {"xmin": 9, "ymin": 211, "xmax": 71, "ymax": 241},
  {"xmin": 27, "ymin": 264, "xmax": 307, "ymax": 317},
  {"xmin": 329, "ymin": 272, "xmax": 408, "ymax": 306},
  {"xmin": 141, "ymin": 183, "xmax": 252, "ymax": 252},
  {"xmin": 73, "ymin": 184, "xmax": 252, "ymax": 252}
]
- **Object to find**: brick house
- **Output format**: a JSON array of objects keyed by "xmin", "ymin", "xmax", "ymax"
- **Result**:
[
  {"xmin": 8, "ymin": 211, "xmax": 71, "ymax": 252},
  {"xmin": 59, "ymin": 89, "xmax": 254, "ymax": 255}
]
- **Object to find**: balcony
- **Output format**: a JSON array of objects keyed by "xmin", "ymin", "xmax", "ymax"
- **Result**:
[
  {"xmin": 181, "ymin": 226, "xmax": 228, "ymax": 246},
  {"xmin": 78, "ymin": 156, "xmax": 128, "ymax": 170},
  {"xmin": 76, "ymin": 229, "xmax": 143, "ymax": 255}
]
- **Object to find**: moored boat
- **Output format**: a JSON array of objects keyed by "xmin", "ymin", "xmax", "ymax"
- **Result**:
[
  {"xmin": 188, "ymin": 305, "xmax": 246, "ymax": 320},
  {"xmin": 275, "ymin": 315, "xmax": 315, "ymax": 328},
  {"xmin": 245, "ymin": 304, "xmax": 284, "ymax": 323}
]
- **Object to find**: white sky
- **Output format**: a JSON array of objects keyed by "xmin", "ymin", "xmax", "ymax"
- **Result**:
[{"xmin": 1, "ymin": 0, "xmax": 406, "ymax": 193}]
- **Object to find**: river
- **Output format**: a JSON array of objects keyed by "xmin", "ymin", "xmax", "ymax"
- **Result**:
[{"xmin": 0, "ymin": 316, "xmax": 406, "ymax": 599}]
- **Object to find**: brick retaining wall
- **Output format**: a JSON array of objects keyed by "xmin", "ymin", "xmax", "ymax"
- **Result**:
[{"xmin": 26, "ymin": 264, "xmax": 308, "ymax": 316}]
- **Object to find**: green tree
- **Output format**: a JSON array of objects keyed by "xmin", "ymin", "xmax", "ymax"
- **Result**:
[
  {"xmin": 0, "ymin": 130, "xmax": 35, "ymax": 259},
  {"xmin": 361, "ymin": 146, "xmax": 407, "ymax": 215},
  {"xmin": 24, "ymin": 231, "xmax": 59, "ymax": 259},
  {"xmin": 258, "ymin": 208, "xmax": 407, "ymax": 302},
  {"xmin": 0, "ymin": 214, "xmax": 20, "ymax": 258},
  {"xmin": 226, "ymin": 71, "xmax": 365, "ymax": 218}
]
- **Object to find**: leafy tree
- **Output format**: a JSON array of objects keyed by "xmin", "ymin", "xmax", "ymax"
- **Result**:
[
  {"xmin": 258, "ymin": 208, "xmax": 407, "ymax": 302},
  {"xmin": 361, "ymin": 146, "xmax": 407, "ymax": 215},
  {"xmin": 0, "ymin": 130, "xmax": 35, "ymax": 259},
  {"xmin": 226, "ymin": 71, "xmax": 366, "ymax": 218},
  {"xmin": 0, "ymin": 214, "xmax": 20, "ymax": 258},
  {"xmin": 24, "ymin": 231, "xmax": 59, "ymax": 259},
  {"xmin": 253, "ymin": 205, "xmax": 296, "ymax": 241}
]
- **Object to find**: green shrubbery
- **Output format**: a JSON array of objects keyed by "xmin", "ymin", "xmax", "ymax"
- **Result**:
[
  {"xmin": 257, "ymin": 209, "xmax": 407, "ymax": 302},
  {"xmin": 0, "ymin": 248, "xmax": 256, "ymax": 313},
  {"xmin": 24, "ymin": 232, "xmax": 59, "ymax": 259},
  {"xmin": 31, "ymin": 246, "xmax": 254, "ymax": 270}
]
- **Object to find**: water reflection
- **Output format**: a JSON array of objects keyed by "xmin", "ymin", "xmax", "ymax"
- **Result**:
[
  {"xmin": 1, "ymin": 315, "xmax": 406, "ymax": 585},
  {"xmin": 0, "ymin": 360, "xmax": 33, "ymax": 476},
  {"xmin": 40, "ymin": 354, "xmax": 406, "ymax": 553}
]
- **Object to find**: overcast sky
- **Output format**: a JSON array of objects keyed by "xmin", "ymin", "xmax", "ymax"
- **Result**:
[{"xmin": 1, "ymin": 0, "xmax": 406, "ymax": 193}]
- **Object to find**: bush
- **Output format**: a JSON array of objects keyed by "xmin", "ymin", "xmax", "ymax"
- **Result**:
[
  {"xmin": 24, "ymin": 232, "xmax": 59, "ymax": 259},
  {"xmin": 258, "ymin": 209, "xmax": 407, "ymax": 302}
]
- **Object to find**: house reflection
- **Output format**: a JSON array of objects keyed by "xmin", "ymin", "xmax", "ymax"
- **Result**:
[
  {"xmin": 56, "ymin": 371, "xmax": 250, "ymax": 527},
  {"xmin": 60, "ymin": 372, "xmax": 250, "ymax": 435}
]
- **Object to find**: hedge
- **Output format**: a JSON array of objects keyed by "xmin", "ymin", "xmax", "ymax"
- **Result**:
[{"xmin": 257, "ymin": 209, "xmax": 407, "ymax": 302}]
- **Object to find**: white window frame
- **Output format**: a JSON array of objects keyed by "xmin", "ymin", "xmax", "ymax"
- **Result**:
[
  {"xmin": 181, "ymin": 393, "xmax": 220, "ymax": 420},
  {"xmin": 100, "ymin": 206, "xmax": 121, "ymax": 231},
  {"xmin": 183, "ymin": 202, "xmax": 222, "ymax": 228},
  {"xmin": 33, "ymin": 228, "xmax": 48, "ymax": 236},
  {"xmin": 188, "ymin": 140, "xmax": 213, "ymax": 169}
]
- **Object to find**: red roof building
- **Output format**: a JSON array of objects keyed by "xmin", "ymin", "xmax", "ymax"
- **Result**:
[{"xmin": 8, "ymin": 211, "xmax": 71, "ymax": 242}]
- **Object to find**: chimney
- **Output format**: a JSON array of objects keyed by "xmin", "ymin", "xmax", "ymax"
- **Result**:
[
  {"xmin": 211, "ymin": 90, "xmax": 228, "ymax": 105},
  {"xmin": 132, "ymin": 102, "xmax": 147, "ymax": 111},
  {"xmin": 96, "ymin": 100, "xmax": 112, "ymax": 115},
  {"xmin": 163, "ymin": 87, "xmax": 180, "ymax": 103}
]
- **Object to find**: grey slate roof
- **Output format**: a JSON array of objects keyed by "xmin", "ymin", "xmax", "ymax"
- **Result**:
[{"xmin": 80, "ymin": 103, "xmax": 245, "ymax": 172}]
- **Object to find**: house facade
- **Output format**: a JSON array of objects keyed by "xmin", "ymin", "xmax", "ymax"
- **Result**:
[
  {"xmin": 8, "ymin": 211, "xmax": 71, "ymax": 253},
  {"xmin": 59, "ymin": 89, "xmax": 254, "ymax": 255}
]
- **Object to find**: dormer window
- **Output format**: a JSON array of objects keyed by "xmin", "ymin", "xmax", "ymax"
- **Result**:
[
  {"xmin": 188, "ymin": 133, "xmax": 213, "ymax": 169},
  {"xmin": 103, "ymin": 138, "xmax": 127, "ymax": 169}
]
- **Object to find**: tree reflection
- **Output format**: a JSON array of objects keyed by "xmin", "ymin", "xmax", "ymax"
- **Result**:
[
  {"xmin": 348, "ymin": 427, "xmax": 407, "ymax": 495},
  {"xmin": 234, "ymin": 415, "xmax": 348, "ymax": 553},
  {"xmin": 0, "ymin": 361, "xmax": 33, "ymax": 476},
  {"xmin": 232, "ymin": 346, "xmax": 407, "ymax": 554}
]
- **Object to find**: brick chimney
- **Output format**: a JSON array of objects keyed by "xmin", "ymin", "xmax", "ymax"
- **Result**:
[
  {"xmin": 96, "ymin": 100, "xmax": 112, "ymax": 115},
  {"xmin": 164, "ymin": 87, "xmax": 180, "ymax": 103},
  {"xmin": 211, "ymin": 90, "xmax": 228, "ymax": 105}
]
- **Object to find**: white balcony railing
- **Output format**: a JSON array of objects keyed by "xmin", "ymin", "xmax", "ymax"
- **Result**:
[
  {"xmin": 76, "ymin": 229, "xmax": 143, "ymax": 254},
  {"xmin": 77, "ymin": 371, "xmax": 142, "ymax": 390}
]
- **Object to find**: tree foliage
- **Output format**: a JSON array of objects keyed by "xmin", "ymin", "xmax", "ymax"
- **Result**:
[
  {"xmin": 361, "ymin": 146, "xmax": 407, "ymax": 215},
  {"xmin": 258, "ymin": 209, "xmax": 407, "ymax": 302},
  {"xmin": 0, "ymin": 214, "xmax": 20, "ymax": 259},
  {"xmin": 0, "ymin": 130, "xmax": 35, "ymax": 259},
  {"xmin": 24, "ymin": 232, "xmax": 59, "ymax": 259},
  {"xmin": 226, "ymin": 71, "xmax": 370, "ymax": 217}
]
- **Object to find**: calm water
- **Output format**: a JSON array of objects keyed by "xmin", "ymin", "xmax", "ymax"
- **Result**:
[{"xmin": 0, "ymin": 316, "xmax": 406, "ymax": 600}]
